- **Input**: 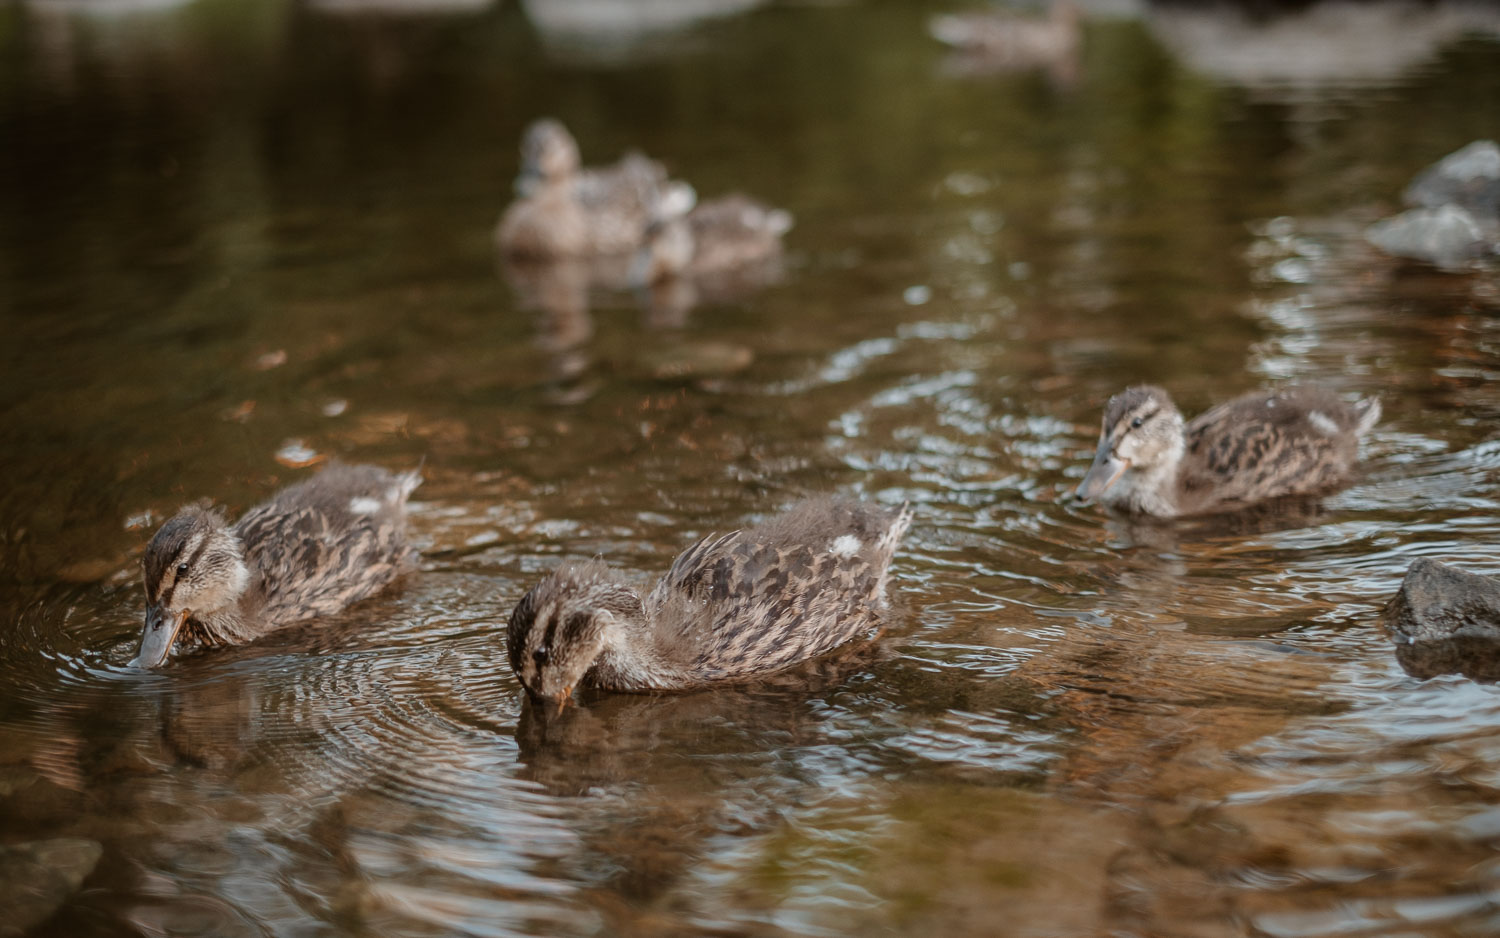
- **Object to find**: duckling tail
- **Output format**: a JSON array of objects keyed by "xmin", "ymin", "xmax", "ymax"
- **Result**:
[{"xmin": 1353, "ymin": 397, "xmax": 1382, "ymax": 438}]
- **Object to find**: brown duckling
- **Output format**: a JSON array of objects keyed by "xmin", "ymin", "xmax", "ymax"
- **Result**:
[
  {"xmin": 130, "ymin": 462, "xmax": 421, "ymax": 668},
  {"xmin": 496, "ymin": 118, "xmax": 671, "ymax": 259},
  {"xmin": 1076, "ymin": 385, "xmax": 1380, "ymax": 518},
  {"xmin": 632, "ymin": 183, "xmax": 792, "ymax": 284},
  {"xmin": 928, "ymin": 0, "xmax": 1079, "ymax": 70},
  {"xmin": 505, "ymin": 496, "xmax": 911, "ymax": 709}
]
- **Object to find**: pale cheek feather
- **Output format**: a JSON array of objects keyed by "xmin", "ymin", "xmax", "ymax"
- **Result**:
[
  {"xmin": 830, "ymin": 535, "xmax": 861, "ymax": 558},
  {"xmin": 349, "ymin": 497, "xmax": 382, "ymax": 515}
]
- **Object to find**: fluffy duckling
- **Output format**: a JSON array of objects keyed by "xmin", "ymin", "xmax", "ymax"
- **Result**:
[
  {"xmin": 633, "ymin": 183, "xmax": 793, "ymax": 284},
  {"xmin": 1076, "ymin": 385, "xmax": 1380, "ymax": 518},
  {"xmin": 929, "ymin": 0, "xmax": 1079, "ymax": 70},
  {"xmin": 506, "ymin": 497, "xmax": 911, "ymax": 709},
  {"xmin": 131, "ymin": 462, "xmax": 421, "ymax": 668},
  {"xmin": 496, "ymin": 118, "xmax": 671, "ymax": 258}
]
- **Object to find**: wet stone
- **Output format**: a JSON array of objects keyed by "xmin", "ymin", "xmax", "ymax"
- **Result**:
[
  {"xmin": 1405, "ymin": 140, "xmax": 1500, "ymax": 221},
  {"xmin": 0, "ymin": 837, "xmax": 104, "ymax": 936},
  {"xmin": 1385, "ymin": 560, "xmax": 1500, "ymax": 681},
  {"xmin": 1384, "ymin": 559, "xmax": 1500, "ymax": 644},
  {"xmin": 1365, "ymin": 205, "xmax": 1491, "ymax": 268}
]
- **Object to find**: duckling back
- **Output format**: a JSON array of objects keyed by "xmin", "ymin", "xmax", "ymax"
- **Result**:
[
  {"xmin": 1177, "ymin": 388, "xmax": 1379, "ymax": 514},
  {"xmin": 684, "ymin": 194, "xmax": 793, "ymax": 277},
  {"xmin": 642, "ymin": 497, "xmax": 910, "ymax": 684},
  {"xmin": 236, "ymin": 463, "xmax": 421, "ymax": 627},
  {"xmin": 575, "ymin": 151, "xmax": 672, "ymax": 255}
]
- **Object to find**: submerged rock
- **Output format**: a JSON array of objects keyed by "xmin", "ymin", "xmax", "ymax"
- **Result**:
[
  {"xmin": 0, "ymin": 837, "xmax": 103, "ymax": 936},
  {"xmin": 1365, "ymin": 204, "xmax": 1490, "ymax": 268},
  {"xmin": 1384, "ymin": 559, "xmax": 1500, "ymax": 681},
  {"xmin": 1384, "ymin": 558, "xmax": 1500, "ymax": 644},
  {"xmin": 1404, "ymin": 140, "xmax": 1500, "ymax": 221},
  {"xmin": 1367, "ymin": 141, "xmax": 1500, "ymax": 268}
]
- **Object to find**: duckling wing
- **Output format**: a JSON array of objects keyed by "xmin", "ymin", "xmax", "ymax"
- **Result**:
[
  {"xmin": 575, "ymin": 152, "xmax": 670, "ymax": 254},
  {"xmin": 1178, "ymin": 388, "xmax": 1369, "ymax": 511},
  {"xmin": 233, "ymin": 464, "xmax": 419, "ymax": 625},
  {"xmin": 648, "ymin": 499, "xmax": 909, "ymax": 681}
]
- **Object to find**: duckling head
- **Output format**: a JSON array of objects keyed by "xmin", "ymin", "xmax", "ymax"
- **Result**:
[
  {"xmin": 516, "ymin": 118, "xmax": 581, "ymax": 193},
  {"xmin": 131, "ymin": 503, "xmax": 249, "ymax": 668},
  {"xmin": 1077, "ymin": 385, "xmax": 1185, "ymax": 505},
  {"xmin": 507, "ymin": 560, "xmax": 644, "ymax": 712}
]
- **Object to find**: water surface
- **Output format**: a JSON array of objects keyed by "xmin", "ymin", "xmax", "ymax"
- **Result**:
[{"xmin": 3, "ymin": 1, "xmax": 1500, "ymax": 935}]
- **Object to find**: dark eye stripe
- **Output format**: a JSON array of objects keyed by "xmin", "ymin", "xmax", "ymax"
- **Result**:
[
  {"xmin": 539, "ymin": 608, "xmax": 562, "ymax": 663},
  {"xmin": 1124, "ymin": 407, "xmax": 1158, "ymax": 432},
  {"xmin": 147, "ymin": 538, "xmax": 190, "ymax": 603},
  {"xmin": 159, "ymin": 536, "xmax": 211, "ymax": 609}
]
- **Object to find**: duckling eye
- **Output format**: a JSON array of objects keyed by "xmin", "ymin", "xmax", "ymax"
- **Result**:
[
  {"xmin": 1130, "ymin": 417, "xmax": 1144, "ymax": 429},
  {"xmin": 176, "ymin": 563, "xmax": 189, "ymax": 576},
  {"xmin": 533, "ymin": 647, "xmax": 549, "ymax": 667}
]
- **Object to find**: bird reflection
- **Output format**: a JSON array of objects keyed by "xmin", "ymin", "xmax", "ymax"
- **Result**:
[
  {"xmin": 498, "ymin": 256, "xmax": 610, "ymax": 402},
  {"xmin": 513, "ymin": 637, "xmax": 891, "ymax": 795},
  {"xmin": 1092, "ymin": 493, "xmax": 1336, "ymax": 552},
  {"xmin": 508, "ymin": 640, "xmax": 889, "ymax": 929},
  {"xmin": 929, "ymin": 0, "xmax": 1081, "ymax": 85},
  {"xmin": 497, "ymin": 250, "xmax": 769, "ymax": 396}
]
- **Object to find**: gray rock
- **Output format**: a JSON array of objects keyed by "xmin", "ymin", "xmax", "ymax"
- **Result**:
[
  {"xmin": 0, "ymin": 837, "xmax": 103, "ymax": 936},
  {"xmin": 1384, "ymin": 558, "xmax": 1500, "ymax": 644},
  {"xmin": 1405, "ymin": 140, "xmax": 1500, "ymax": 221},
  {"xmin": 1365, "ymin": 204, "xmax": 1490, "ymax": 268}
]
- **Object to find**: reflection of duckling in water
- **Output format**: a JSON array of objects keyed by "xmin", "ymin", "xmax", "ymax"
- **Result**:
[
  {"xmin": 929, "ymin": 0, "xmax": 1080, "ymax": 74},
  {"xmin": 131, "ymin": 463, "xmax": 421, "ymax": 668},
  {"xmin": 505, "ymin": 497, "xmax": 911, "ymax": 711},
  {"xmin": 1076, "ymin": 385, "xmax": 1380, "ymax": 518},
  {"xmin": 495, "ymin": 118, "xmax": 673, "ymax": 258},
  {"xmin": 631, "ymin": 182, "xmax": 792, "ymax": 285}
]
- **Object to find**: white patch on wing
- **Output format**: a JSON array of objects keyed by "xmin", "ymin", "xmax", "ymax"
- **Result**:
[
  {"xmin": 349, "ymin": 496, "xmax": 382, "ymax": 515},
  {"xmin": 1307, "ymin": 411, "xmax": 1338, "ymax": 436},
  {"xmin": 831, "ymin": 534, "xmax": 861, "ymax": 558}
]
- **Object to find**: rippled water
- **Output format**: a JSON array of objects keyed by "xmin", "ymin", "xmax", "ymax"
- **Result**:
[{"xmin": 4, "ymin": 1, "xmax": 1500, "ymax": 935}]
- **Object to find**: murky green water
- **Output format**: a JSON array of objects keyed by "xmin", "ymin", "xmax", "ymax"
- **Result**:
[{"xmin": 4, "ymin": 1, "xmax": 1500, "ymax": 935}]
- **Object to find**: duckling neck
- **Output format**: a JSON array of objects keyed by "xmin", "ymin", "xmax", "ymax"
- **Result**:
[
  {"xmin": 591, "ymin": 607, "xmax": 692, "ymax": 692},
  {"xmin": 1112, "ymin": 440, "xmax": 1186, "ymax": 517},
  {"xmin": 191, "ymin": 605, "xmax": 257, "ymax": 647}
]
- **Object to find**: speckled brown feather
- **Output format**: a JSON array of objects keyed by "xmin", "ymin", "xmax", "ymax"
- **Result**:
[
  {"xmin": 233, "ymin": 463, "xmax": 420, "ymax": 630},
  {"xmin": 144, "ymin": 462, "xmax": 420, "ymax": 651},
  {"xmin": 1176, "ymin": 387, "xmax": 1375, "ymax": 513},
  {"xmin": 679, "ymin": 194, "xmax": 791, "ymax": 277},
  {"xmin": 506, "ymin": 497, "xmax": 911, "ymax": 697},
  {"xmin": 1082, "ymin": 384, "xmax": 1379, "ymax": 517},
  {"xmin": 496, "ymin": 119, "xmax": 673, "ymax": 258}
]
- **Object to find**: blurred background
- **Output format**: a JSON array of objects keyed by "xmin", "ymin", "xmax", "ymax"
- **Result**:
[{"xmin": 3, "ymin": 1, "xmax": 1500, "ymax": 936}]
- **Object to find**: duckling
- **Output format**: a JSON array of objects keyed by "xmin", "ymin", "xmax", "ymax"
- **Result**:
[
  {"xmin": 496, "ymin": 118, "xmax": 671, "ymax": 259},
  {"xmin": 929, "ymin": 0, "xmax": 1079, "ymax": 71},
  {"xmin": 633, "ymin": 182, "xmax": 793, "ymax": 284},
  {"xmin": 1076, "ymin": 385, "xmax": 1380, "ymax": 518},
  {"xmin": 505, "ymin": 496, "xmax": 911, "ymax": 709},
  {"xmin": 130, "ymin": 462, "xmax": 421, "ymax": 668}
]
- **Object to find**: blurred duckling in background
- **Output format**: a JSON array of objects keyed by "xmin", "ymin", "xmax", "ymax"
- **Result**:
[
  {"xmin": 505, "ymin": 496, "xmax": 910, "ymax": 711},
  {"xmin": 1076, "ymin": 385, "xmax": 1380, "ymax": 518},
  {"xmin": 929, "ymin": 0, "xmax": 1079, "ymax": 77},
  {"xmin": 496, "ymin": 118, "xmax": 674, "ymax": 258},
  {"xmin": 631, "ymin": 181, "xmax": 792, "ymax": 285},
  {"xmin": 131, "ymin": 463, "xmax": 421, "ymax": 668}
]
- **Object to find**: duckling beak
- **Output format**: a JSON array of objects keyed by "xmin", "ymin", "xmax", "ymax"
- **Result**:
[
  {"xmin": 555, "ymin": 686, "xmax": 573, "ymax": 716},
  {"xmin": 1077, "ymin": 446, "xmax": 1129, "ymax": 502},
  {"xmin": 129, "ymin": 606, "xmax": 190, "ymax": 669}
]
